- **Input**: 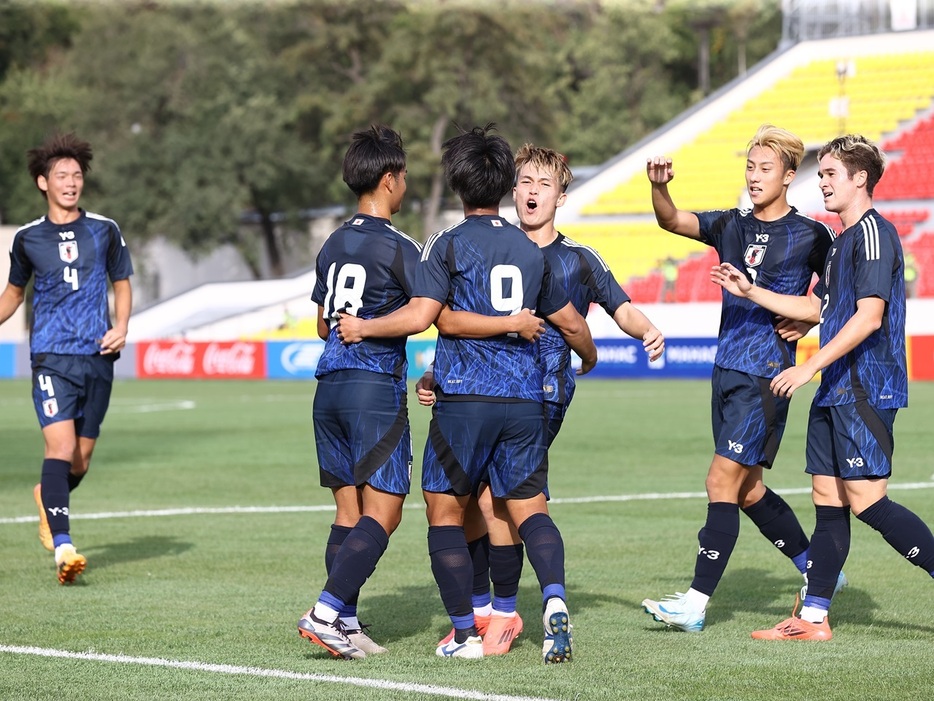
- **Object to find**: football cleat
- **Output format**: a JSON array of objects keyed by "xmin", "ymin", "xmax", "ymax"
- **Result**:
[
  {"xmin": 642, "ymin": 592, "xmax": 705, "ymax": 632},
  {"xmin": 298, "ymin": 610, "xmax": 365, "ymax": 659},
  {"xmin": 542, "ymin": 609, "xmax": 572, "ymax": 664},
  {"xmin": 751, "ymin": 614, "xmax": 832, "ymax": 641},
  {"xmin": 483, "ymin": 612, "xmax": 523, "ymax": 656},
  {"xmin": 435, "ymin": 635, "xmax": 483, "ymax": 659},
  {"xmin": 34, "ymin": 484, "xmax": 54, "ymax": 552},
  {"xmin": 55, "ymin": 545, "xmax": 86, "ymax": 585},
  {"xmin": 800, "ymin": 570, "xmax": 849, "ymax": 602},
  {"xmin": 438, "ymin": 614, "xmax": 490, "ymax": 646},
  {"xmin": 345, "ymin": 624, "xmax": 388, "ymax": 655}
]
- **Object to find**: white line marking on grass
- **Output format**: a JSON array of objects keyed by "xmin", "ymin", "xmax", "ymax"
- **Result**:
[
  {"xmin": 2, "ymin": 482, "xmax": 933, "ymax": 526},
  {"xmin": 115, "ymin": 400, "xmax": 197, "ymax": 413},
  {"xmin": 0, "ymin": 645, "xmax": 562, "ymax": 701}
]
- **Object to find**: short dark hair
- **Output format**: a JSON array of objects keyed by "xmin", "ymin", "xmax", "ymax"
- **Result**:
[
  {"xmin": 342, "ymin": 124, "xmax": 406, "ymax": 197},
  {"xmin": 818, "ymin": 134, "xmax": 886, "ymax": 197},
  {"xmin": 27, "ymin": 132, "xmax": 93, "ymax": 187},
  {"xmin": 441, "ymin": 123, "xmax": 513, "ymax": 209}
]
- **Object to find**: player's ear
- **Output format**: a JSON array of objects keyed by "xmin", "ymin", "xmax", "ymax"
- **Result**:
[
  {"xmin": 556, "ymin": 191, "xmax": 568, "ymax": 208},
  {"xmin": 37, "ymin": 175, "xmax": 49, "ymax": 193}
]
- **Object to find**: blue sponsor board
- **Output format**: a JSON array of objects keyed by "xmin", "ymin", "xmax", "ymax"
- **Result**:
[
  {"xmin": 582, "ymin": 337, "xmax": 718, "ymax": 379},
  {"xmin": 0, "ymin": 343, "xmax": 14, "ymax": 378},
  {"xmin": 265, "ymin": 337, "xmax": 716, "ymax": 381},
  {"xmin": 266, "ymin": 340, "xmax": 325, "ymax": 379},
  {"xmin": 267, "ymin": 339, "xmax": 437, "ymax": 380}
]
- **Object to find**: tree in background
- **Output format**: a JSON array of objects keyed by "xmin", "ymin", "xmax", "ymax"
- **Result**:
[{"xmin": 0, "ymin": 0, "xmax": 783, "ymax": 281}]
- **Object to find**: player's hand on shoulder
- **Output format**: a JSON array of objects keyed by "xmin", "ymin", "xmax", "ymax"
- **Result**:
[
  {"xmin": 646, "ymin": 157, "xmax": 674, "ymax": 185},
  {"xmin": 643, "ymin": 327, "xmax": 665, "ymax": 362},
  {"xmin": 513, "ymin": 308, "xmax": 545, "ymax": 343}
]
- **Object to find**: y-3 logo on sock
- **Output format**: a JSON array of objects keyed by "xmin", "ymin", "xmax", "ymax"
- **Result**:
[
  {"xmin": 906, "ymin": 546, "xmax": 920, "ymax": 559},
  {"xmin": 47, "ymin": 507, "xmax": 69, "ymax": 516},
  {"xmin": 698, "ymin": 546, "xmax": 721, "ymax": 560}
]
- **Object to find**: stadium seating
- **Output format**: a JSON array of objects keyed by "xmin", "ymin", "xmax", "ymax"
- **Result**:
[
  {"xmin": 560, "ymin": 48, "xmax": 934, "ymax": 300},
  {"xmin": 583, "ymin": 52, "xmax": 934, "ymax": 217}
]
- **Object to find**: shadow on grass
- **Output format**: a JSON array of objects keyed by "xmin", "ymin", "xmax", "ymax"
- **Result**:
[{"xmin": 82, "ymin": 535, "xmax": 194, "ymax": 569}]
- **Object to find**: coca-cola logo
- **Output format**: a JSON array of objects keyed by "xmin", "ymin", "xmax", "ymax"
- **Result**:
[
  {"xmin": 203, "ymin": 342, "xmax": 256, "ymax": 375},
  {"xmin": 143, "ymin": 342, "xmax": 196, "ymax": 375}
]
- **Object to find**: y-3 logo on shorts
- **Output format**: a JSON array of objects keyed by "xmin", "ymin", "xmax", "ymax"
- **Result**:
[
  {"xmin": 728, "ymin": 440, "xmax": 744, "ymax": 454},
  {"xmin": 846, "ymin": 457, "xmax": 864, "ymax": 468}
]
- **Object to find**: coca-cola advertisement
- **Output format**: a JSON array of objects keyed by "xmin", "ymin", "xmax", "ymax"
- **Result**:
[{"xmin": 137, "ymin": 341, "xmax": 266, "ymax": 379}]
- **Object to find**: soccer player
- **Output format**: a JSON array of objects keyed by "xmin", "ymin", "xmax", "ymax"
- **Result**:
[
  {"xmin": 337, "ymin": 124, "xmax": 597, "ymax": 662},
  {"xmin": 427, "ymin": 143, "xmax": 665, "ymax": 656},
  {"xmin": 641, "ymin": 125, "xmax": 838, "ymax": 632},
  {"xmin": 296, "ymin": 125, "xmax": 421, "ymax": 660},
  {"xmin": 712, "ymin": 134, "xmax": 934, "ymax": 641},
  {"xmin": 0, "ymin": 133, "xmax": 133, "ymax": 584}
]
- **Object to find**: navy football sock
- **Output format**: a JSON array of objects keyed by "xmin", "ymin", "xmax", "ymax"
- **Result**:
[
  {"xmin": 690, "ymin": 502, "xmax": 739, "ymax": 597},
  {"xmin": 517, "ymin": 513, "xmax": 565, "ymax": 595},
  {"xmin": 323, "ymin": 516, "xmax": 389, "ymax": 605},
  {"xmin": 428, "ymin": 525, "xmax": 474, "ymax": 622},
  {"xmin": 489, "ymin": 543, "xmax": 524, "ymax": 613},
  {"xmin": 857, "ymin": 496, "xmax": 934, "ymax": 576},
  {"xmin": 67, "ymin": 471, "xmax": 86, "ymax": 492},
  {"xmin": 324, "ymin": 524, "xmax": 357, "ymax": 609},
  {"xmin": 41, "ymin": 458, "xmax": 72, "ymax": 542},
  {"xmin": 468, "ymin": 534, "xmax": 492, "ymax": 605},
  {"xmin": 803, "ymin": 505, "xmax": 850, "ymax": 604},
  {"xmin": 742, "ymin": 487, "xmax": 810, "ymax": 571}
]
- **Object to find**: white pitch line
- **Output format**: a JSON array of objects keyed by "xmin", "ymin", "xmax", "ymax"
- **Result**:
[
  {"xmin": 0, "ymin": 645, "xmax": 562, "ymax": 701},
  {"xmin": 2, "ymin": 482, "xmax": 933, "ymax": 526}
]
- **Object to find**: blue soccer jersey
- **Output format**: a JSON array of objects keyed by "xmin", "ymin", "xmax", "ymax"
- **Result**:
[
  {"xmin": 312, "ymin": 214, "xmax": 422, "ymax": 386},
  {"xmin": 539, "ymin": 233, "xmax": 630, "ymax": 406},
  {"xmin": 9, "ymin": 210, "xmax": 133, "ymax": 356},
  {"xmin": 812, "ymin": 210, "xmax": 907, "ymax": 409},
  {"xmin": 416, "ymin": 215, "xmax": 570, "ymax": 401},
  {"xmin": 696, "ymin": 207, "xmax": 834, "ymax": 378}
]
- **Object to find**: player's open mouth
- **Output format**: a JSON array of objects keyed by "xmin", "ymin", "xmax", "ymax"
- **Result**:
[{"xmin": 526, "ymin": 199, "xmax": 537, "ymax": 210}]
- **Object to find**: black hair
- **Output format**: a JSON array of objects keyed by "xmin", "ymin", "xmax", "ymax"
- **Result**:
[
  {"xmin": 440, "ymin": 123, "xmax": 513, "ymax": 209},
  {"xmin": 342, "ymin": 124, "xmax": 406, "ymax": 197}
]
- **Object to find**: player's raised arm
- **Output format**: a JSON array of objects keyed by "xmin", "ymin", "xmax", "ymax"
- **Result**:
[
  {"xmin": 711, "ymin": 262, "xmax": 820, "ymax": 324},
  {"xmin": 435, "ymin": 306, "xmax": 544, "ymax": 342},
  {"xmin": 647, "ymin": 156, "xmax": 701, "ymax": 239},
  {"xmin": 544, "ymin": 302, "xmax": 596, "ymax": 375}
]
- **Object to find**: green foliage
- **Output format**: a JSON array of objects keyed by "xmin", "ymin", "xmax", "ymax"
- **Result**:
[{"xmin": 0, "ymin": 0, "xmax": 782, "ymax": 265}]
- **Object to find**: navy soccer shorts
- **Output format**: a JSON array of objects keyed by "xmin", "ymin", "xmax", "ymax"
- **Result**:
[
  {"xmin": 544, "ymin": 400, "xmax": 567, "ymax": 448},
  {"xmin": 805, "ymin": 401, "xmax": 896, "ymax": 480},
  {"xmin": 313, "ymin": 369, "xmax": 412, "ymax": 495},
  {"xmin": 711, "ymin": 366, "xmax": 790, "ymax": 468},
  {"xmin": 31, "ymin": 353, "xmax": 115, "ymax": 438},
  {"xmin": 421, "ymin": 398, "xmax": 548, "ymax": 500}
]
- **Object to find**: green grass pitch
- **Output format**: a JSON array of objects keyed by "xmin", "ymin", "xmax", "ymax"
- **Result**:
[{"xmin": 1, "ymin": 378, "xmax": 933, "ymax": 700}]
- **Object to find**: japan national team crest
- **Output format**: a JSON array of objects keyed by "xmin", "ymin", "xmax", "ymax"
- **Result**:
[
  {"xmin": 42, "ymin": 398, "xmax": 59, "ymax": 418},
  {"xmin": 59, "ymin": 241, "xmax": 79, "ymax": 263},
  {"xmin": 744, "ymin": 244, "xmax": 767, "ymax": 268}
]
